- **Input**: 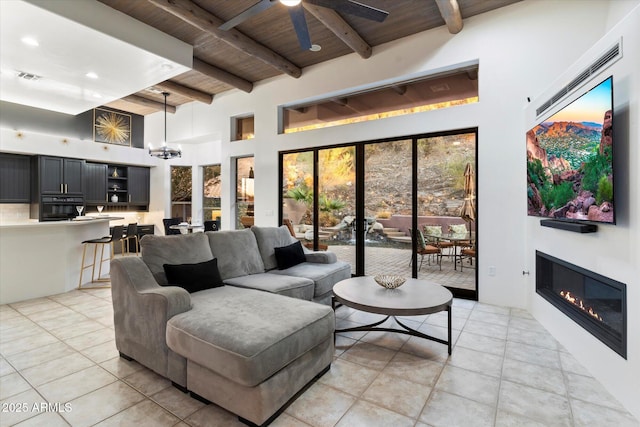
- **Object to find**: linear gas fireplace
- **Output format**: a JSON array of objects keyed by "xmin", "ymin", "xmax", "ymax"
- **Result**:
[{"xmin": 536, "ymin": 251, "xmax": 627, "ymax": 358}]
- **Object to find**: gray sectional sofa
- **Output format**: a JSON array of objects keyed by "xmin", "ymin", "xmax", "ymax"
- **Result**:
[{"xmin": 110, "ymin": 226, "xmax": 351, "ymax": 426}]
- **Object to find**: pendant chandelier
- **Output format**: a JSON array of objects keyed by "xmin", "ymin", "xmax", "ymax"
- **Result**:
[{"xmin": 148, "ymin": 92, "xmax": 182, "ymax": 160}]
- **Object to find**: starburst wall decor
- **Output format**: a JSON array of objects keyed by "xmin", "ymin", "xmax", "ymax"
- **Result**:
[{"xmin": 93, "ymin": 108, "xmax": 131, "ymax": 146}]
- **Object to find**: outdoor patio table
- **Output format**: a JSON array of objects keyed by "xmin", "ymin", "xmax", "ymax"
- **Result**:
[{"xmin": 425, "ymin": 232, "xmax": 474, "ymax": 270}]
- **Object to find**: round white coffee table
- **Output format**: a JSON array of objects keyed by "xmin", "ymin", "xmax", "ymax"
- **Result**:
[{"xmin": 333, "ymin": 276, "xmax": 453, "ymax": 354}]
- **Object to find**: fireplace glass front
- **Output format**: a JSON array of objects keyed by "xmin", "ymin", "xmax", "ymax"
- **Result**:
[{"xmin": 536, "ymin": 251, "xmax": 626, "ymax": 358}]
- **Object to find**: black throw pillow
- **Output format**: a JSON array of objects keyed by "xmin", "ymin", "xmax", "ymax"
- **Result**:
[
  {"xmin": 163, "ymin": 258, "xmax": 223, "ymax": 293},
  {"xmin": 274, "ymin": 240, "xmax": 306, "ymax": 270}
]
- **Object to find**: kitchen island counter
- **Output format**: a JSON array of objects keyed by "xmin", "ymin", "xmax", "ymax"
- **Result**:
[{"xmin": 0, "ymin": 218, "xmax": 117, "ymax": 304}]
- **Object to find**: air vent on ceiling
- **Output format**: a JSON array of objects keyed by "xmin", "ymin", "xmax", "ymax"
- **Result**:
[
  {"xmin": 536, "ymin": 41, "xmax": 621, "ymax": 117},
  {"xmin": 16, "ymin": 71, "xmax": 41, "ymax": 81}
]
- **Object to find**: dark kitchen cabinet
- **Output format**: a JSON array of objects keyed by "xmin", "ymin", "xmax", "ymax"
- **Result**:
[
  {"xmin": 84, "ymin": 163, "xmax": 150, "ymax": 211},
  {"xmin": 128, "ymin": 166, "xmax": 150, "ymax": 205},
  {"xmin": 0, "ymin": 153, "xmax": 31, "ymax": 203},
  {"xmin": 84, "ymin": 162, "xmax": 107, "ymax": 204},
  {"xmin": 39, "ymin": 156, "xmax": 63, "ymax": 194},
  {"xmin": 31, "ymin": 157, "xmax": 150, "ymax": 213},
  {"xmin": 63, "ymin": 158, "xmax": 84, "ymax": 194},
  {"xmin": 38, "ymin": 156, "xmax": 84, "ymax": 195}
]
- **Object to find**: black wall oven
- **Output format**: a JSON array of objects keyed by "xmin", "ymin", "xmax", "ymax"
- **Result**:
[{"xmin": 37, "ymin": 196, "xmax": 85, "ymax": 221}]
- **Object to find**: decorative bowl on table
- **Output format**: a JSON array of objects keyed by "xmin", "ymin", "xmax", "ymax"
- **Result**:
[{"xmin": 374, "ymin": 275, "xmax": 406, "ymax": 289}]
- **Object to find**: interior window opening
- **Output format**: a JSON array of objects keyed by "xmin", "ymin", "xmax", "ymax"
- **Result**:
[{"xmin": 281, "ymin": 66, "xmax": 478, "ymax": 134}]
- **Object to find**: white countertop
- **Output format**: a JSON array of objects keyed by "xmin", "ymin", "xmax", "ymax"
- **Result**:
[{"xmin": 0, "ymin": 216, "xmax": 123, "ymax": 229}]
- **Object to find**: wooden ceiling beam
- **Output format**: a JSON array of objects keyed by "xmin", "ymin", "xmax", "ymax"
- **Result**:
[
  {"xmin": 154, "ymin": 80, "xmax": 213, "ymax": 104},
  {"xmin": 435, "ymin": 0, "xmax": 463, "ymax": 34},
  {"xmin": 391, "ymin": 85, "xmax": 407, "ymax": 95},
  {"xmin": 303, "ymin": 3, "xmax": 372, "ymax": 59},
  {"xmin": 286, "ymin": 106, "xmax": 309, "ymax": 114},
  {"xmin": 147, "ymin": 0, "xmax": 302, "ymax": 78},
  {"xmin": 192, "ymin": 58, "xmax": 253, "ymax": 93},
  {"xmin": 121, "ymin": 95, "xmax": 177, "ymax": 113},
  {"xmin": 331, "ymin": 97, "xmax": 349, "ymax": 106}
]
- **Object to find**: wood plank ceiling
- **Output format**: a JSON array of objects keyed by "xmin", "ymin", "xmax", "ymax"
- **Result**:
[{"xmin": 98, "ymin": 0, "xmax": 521, "ymax": 115}]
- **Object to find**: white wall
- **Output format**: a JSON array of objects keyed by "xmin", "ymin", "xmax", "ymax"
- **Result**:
[
  {"xmin": 525, "ymin": 6, "xmax": 640, "ymax": 419},
  {"xmin": 158, "ymin": 0, "xmax": 639, "ymax": 416}
]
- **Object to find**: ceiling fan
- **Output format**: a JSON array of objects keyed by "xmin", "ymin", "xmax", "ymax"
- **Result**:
[{"xmin": 219, "ymin": 0, "xmax": 389, "ymax": 51}]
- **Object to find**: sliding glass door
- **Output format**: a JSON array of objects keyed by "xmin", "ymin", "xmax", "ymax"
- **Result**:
[
  {"xmin": 318, "ymin": 146, "xmax": 356, "ymax": 274},
  {"xmin": 416, "ymin": 133, "xmax": 477, "ymax": 298},
  {"xmin": 363, "ymin": 139, "xmax": 413, "ymax": 277},
  {"xmin": 280, "ymin": 129, "xmax": 477, "ymax": 298}
]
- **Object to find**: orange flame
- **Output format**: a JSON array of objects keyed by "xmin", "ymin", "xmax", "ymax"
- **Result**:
[{"xmin": 559, "ymin": 291, "xmax": 603, "ymax": 322}]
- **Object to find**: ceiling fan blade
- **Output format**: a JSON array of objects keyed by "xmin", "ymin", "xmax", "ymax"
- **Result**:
[
  {"xmin": 219, "ymin": 0, "xmax": 276, "ymax": 31},
  {"xmin": 306, "ymin": 0, "xmax": 389, "ymax": 22},
  {"xmin": 289, "ymin": 5, "xmax": 312, "ymax": 50}
]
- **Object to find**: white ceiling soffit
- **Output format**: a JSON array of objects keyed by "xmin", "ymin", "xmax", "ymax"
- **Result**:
[{"xmin": 0, "ymin": 0, "xmax": 193, "ymax": 115}]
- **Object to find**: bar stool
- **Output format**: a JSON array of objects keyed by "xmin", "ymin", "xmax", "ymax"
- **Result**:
[
  {"xmin": 78, "ymin": 225, "xmax": 125, "ymax": 288},
  {"xmin": 123, "ymin": 223, "xmax": 139, "ymax": 255}
]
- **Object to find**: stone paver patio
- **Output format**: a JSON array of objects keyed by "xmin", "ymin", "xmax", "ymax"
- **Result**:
[{"xmin": 326, "ymin": 244, "xmax": 476, "ymax": 291}]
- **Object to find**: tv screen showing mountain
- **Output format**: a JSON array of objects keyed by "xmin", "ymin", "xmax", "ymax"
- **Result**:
[{"xmin": 526, "ymin": 76, "xmax": 614, "ymax": 224}]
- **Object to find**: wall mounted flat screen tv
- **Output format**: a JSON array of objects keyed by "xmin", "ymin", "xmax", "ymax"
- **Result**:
[{"xmin": 526, "ymin": 76, "xmax": 614, "ymax": 224}]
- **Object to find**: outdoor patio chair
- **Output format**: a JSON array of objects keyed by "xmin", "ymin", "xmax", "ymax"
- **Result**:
[
  {"xmin": 284, "ymin": 219, "xmax": 328, "ymax": 251},
  {"xmin": 459, "ymin": 246, "xmax": 476, "ymax": 271},
  {"xmin": 409, "ymin": 228, "xmax": 441, "ymax": 270},
  {"xmin": 283, "ymin": 219, "xmax": 296, "ymax": 236}
]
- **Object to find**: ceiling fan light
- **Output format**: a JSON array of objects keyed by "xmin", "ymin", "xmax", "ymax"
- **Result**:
[{"xmin": 280, "ymin": 0, "xmax": 301, "ymax": 7}]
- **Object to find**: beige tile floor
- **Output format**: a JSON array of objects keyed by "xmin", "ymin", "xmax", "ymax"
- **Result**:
[{"xmin": 1, "ymin": 288, "xmax": 638, "ymax": 427}]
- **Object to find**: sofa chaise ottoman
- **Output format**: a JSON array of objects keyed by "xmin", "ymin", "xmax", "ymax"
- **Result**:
[{"xmin": 166, "ymin": 286, "xmax": 333, "ymax": 426}]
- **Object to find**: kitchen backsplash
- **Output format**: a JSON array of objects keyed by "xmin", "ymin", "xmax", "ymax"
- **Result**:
[{"xmin": 0, "ymin": 204, "xmax": 30, "ymax": 222}]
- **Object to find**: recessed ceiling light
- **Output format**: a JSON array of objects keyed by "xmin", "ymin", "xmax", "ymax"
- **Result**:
[
  {"xmin": 21, "ymin": 37, "xmax": 39, "ymax": 47},
  {"xmin": 280, "ymin": 0, "xmax": 301, "ymax": 6},
  {"xmin": 309, "ymin": 44, "xmax": 322, "ymax": 52},
  {"xmin": 85, "ymin": 72, "xmax": 99, "ymax": 79},
  {"xmin": 92, "ymin": 93, "xmax": 102, "ymax": 99},
  {"xmin": 161, "ymin": 63, "xmax": 174, "ymax": 70}
]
